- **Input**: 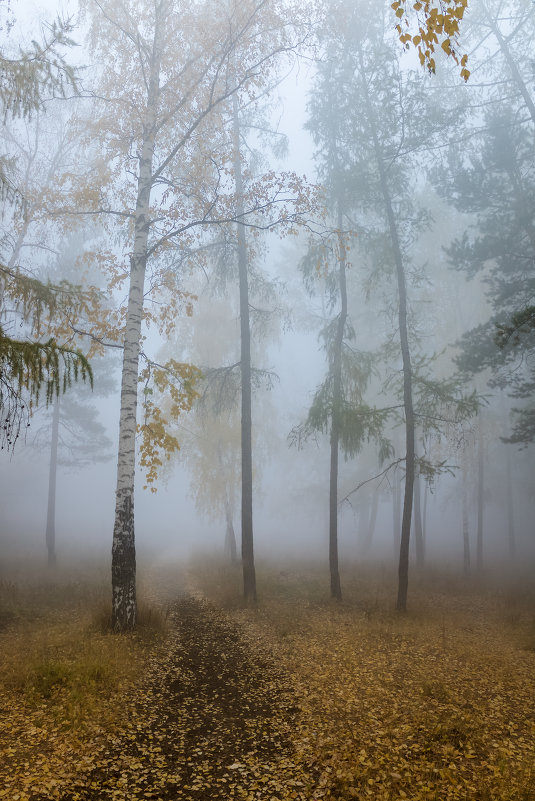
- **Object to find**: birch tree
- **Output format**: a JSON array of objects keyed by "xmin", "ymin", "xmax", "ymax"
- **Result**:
[{"xmin": 69, "ymin": 0, "xmax": 311, "ymax": 629}]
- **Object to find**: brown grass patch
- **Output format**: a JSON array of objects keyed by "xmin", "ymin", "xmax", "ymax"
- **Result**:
[
  {"xmin": 0, "ymin": 558, "xmax": 170, "ymax": 801},
  {"xmin": 1, "ymin": 556, "xmax": 534, "ymax": 801},
  {"xmin": 190, "ymin": 558, "xmax": 535, "ymax": 801}
]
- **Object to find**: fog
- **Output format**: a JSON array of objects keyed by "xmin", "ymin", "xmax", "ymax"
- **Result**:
[{"xmin": 1, "ymin": 0, "xmax": 534, "ymax": 599}]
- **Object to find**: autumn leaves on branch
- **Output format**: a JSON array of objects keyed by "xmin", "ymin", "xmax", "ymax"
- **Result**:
[{"xmin": 393, "ymin": 0, "xmax": 470, "ymax": 80}]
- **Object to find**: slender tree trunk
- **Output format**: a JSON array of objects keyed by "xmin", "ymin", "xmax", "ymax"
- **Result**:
[
  {"xmin": 111, "ymin": 11, "xmax": 163, "ymax": 631},
  {"xmin": 413, "ymin": 461, "xmax": 425, "ymax": 568},
  {"xmin": 422, "ymin": 477, "xmax": 428, "ymax": 549},
  {"xmin": 45, "ymin": 395, "xmax": 60, "ymax": 567},
  {"xmin": 224, "ymin": 499, "xmax": 238, "ymax": 563},
  {"xmin": 505, "ymin": 442, "xmax": 516, "ymax": 558},
  {"xmin": 462, "ymin": 454, "xmax": 471, "ymax": 577},
  {"xmin": 232, "ymin": 92, "xmax": 256, "ymax": 602},
  {"xmin": 476, "ymin": 413, "xmax": 484, "ymax": 571},
  {"xmin": 328, "ymin": 203, "xmax": 347, "ymax": 601},
  {"xmin": 393, "ymin": 468, "xmax": 401, "ymax": 558},
  {"xmin": 357, "ymin": 47, "xmax": 415, "ymax": 610},
  {"xmin": 499, "ymin": 396, "xmax": 517, "ymax": 559},
  {"xmin": 390, "ymin": 203, "xmax": 415, "ymax": 611}
]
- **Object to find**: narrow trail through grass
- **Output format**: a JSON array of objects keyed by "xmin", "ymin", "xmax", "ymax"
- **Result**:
[
  {"xmin": 48, "ymin": 595, "xmax": 310, "ymax": 801},
  {"xmin": 1, "ymin": 560, "xmax": 535, "ymax": 801}
]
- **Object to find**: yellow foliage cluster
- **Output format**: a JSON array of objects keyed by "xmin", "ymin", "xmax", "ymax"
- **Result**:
[
  {"xmin": 393, "ymin": 0, "xmax": 470, "ymax": 80},
  {"xmin": 142, "ymin": 270, "xmax": 195, "ymax": 340},
  {"xmin": 138, "ymin": 359, "xmax": 202, "ymax": 490}
]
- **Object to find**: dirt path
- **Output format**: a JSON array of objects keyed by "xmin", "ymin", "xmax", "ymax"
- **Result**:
[{"xmin": 58, "ymin": 596, "xmax": 305, "ymax": 801}]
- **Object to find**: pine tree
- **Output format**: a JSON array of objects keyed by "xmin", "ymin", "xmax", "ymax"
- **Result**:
[
  {"xmin": 303, "ymin": 0, "xmax": 476, "ymax": 606},
  {"xmin": 440, "ymin": 105, "xmax": 535, "ymax": 444},
  {"xmin": 0, "ymin": 12, "xmax": 93, "ymax": 451}
]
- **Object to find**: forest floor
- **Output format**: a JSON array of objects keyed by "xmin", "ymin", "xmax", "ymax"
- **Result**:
[{"xmin": 0, "ymin": 556, "xmax": 534, "ymax": 801}]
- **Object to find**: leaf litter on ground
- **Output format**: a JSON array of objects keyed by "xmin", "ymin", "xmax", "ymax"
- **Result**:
[{"xmin": 1, "ymin": 560, "xmax": 534, "ymax": 800}]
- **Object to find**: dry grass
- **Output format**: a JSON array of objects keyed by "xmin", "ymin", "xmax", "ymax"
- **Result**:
[
  {"xmin": 189, "ymin": 557, "xmax": 535, "ymax": 801},
  {"xmin": 1, "ymin": 555, "xmax": 534, "ymax": 800},
  {"xmin": 0, "ymin": 557, "xmax": 170, "ymax": 801}
]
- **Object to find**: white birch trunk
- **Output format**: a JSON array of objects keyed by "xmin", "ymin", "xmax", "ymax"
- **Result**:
[{"xmin": 111, "ymin": 8, "xmax": 163, "ymax": 631}]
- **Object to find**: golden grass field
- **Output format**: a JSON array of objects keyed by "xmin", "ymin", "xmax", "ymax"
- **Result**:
[{"xmin": 0, "ymin": 555, "xmax": 534, "ymax": 800}]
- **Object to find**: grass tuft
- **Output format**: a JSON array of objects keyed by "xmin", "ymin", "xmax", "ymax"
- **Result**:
[
  {"xmin": 31, "ymin": 660, "xmax": 71, "ymax": 698},
  {"xmin": 90, "ymin": 598, "xmax": 169, "ymax": 634}
]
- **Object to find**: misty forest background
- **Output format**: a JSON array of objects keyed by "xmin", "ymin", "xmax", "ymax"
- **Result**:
[
  {"xmin": 1, "ymin": 0, "xmax": 533, "ymax": 609},
  {"xmin": 1, "ymin": 0, "xmax": 535, "ymax": 800}
]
